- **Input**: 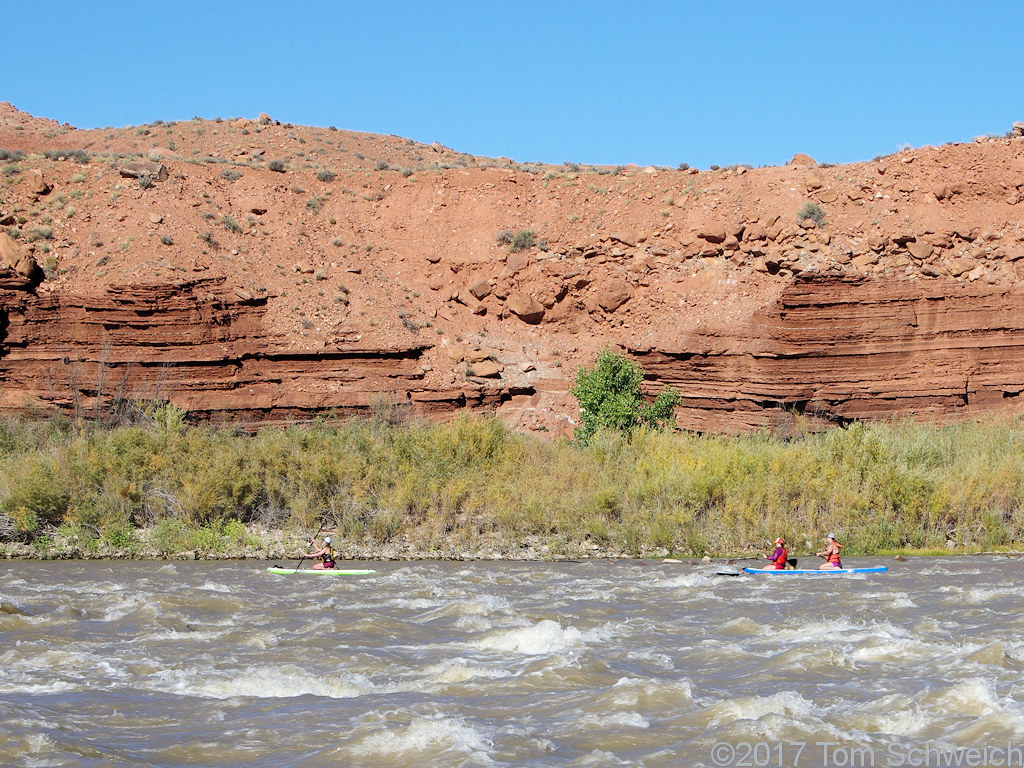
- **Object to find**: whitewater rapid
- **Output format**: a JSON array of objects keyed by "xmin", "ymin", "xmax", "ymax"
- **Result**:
[{"xmin": 1, "ymin": 557, "xmax": 1022, "ymax": 766}]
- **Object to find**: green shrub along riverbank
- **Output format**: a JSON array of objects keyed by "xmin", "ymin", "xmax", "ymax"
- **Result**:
[{"xmin": 2, "ymin": 408, "xmax": 1024, "ymax": 560}]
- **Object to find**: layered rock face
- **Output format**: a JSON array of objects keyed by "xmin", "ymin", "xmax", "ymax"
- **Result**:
[
  {"xmin": 0, "ymin": 273, "xmax": 432, "ymax": 420},
  {"xmin": 2, "ymin": 101, "xmax": 1024, "ymax": 434},
  {"xmin": 634, "ymin": 272, "xmax": 1024, "ymax": 432}
]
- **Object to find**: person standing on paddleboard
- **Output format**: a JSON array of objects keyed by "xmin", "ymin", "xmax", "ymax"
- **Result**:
[
  {"xmin": 765, "ymin": 537, "xmax": 788, "ymax": 569},
  {"xmin": 816, "ymin": 533, "xmax": 842, "ymax": 570},
  {"xmin": 300, "ymin": 536, "xmax": 337, "ymax": 570}
]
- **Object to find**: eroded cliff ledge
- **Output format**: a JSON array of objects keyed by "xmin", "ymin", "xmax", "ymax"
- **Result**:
[{"xmin": 2, "ymin": 103, "xmax": 1024, "ymax": 434}]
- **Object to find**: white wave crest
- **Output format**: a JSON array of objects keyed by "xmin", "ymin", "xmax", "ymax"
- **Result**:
[
  {"xmin": 474, "ymin": 619, "xmax": 587, "ymax": 655},
  {"xmin": 654, "ymin": 573, "xmax": 715, "ymax": 589},
  {"xmin": 707, "ymin": 690, "xmax": 817, "ymax": 725},
  {"xmin": 424, "ymin": 658, "xmax": 514, "ymax": 684},
  {"xmin": 354, "ymin": 716, "xmax": 492, "ymax": 758},
  {"xmin": 154, "ymin": 664, "xmax": 370, "ymax": 699}
]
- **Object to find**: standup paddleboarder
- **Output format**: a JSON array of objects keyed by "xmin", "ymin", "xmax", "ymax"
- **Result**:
[
  {"xmin": 816, "ymin": 533, "xmax": 842, "ymax": 570},
  {"xmin": 300, "ymin": 536, "xmax": 337, "ymax": 570},
  {"xmin": 765, "ymin": 537, "xmax": 789, "ymax": 569}
]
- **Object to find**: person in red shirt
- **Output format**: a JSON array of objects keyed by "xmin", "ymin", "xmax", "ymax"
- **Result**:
[{"xmin": 765, "ymin": 537, "xmax": 788, "ymax": 569}]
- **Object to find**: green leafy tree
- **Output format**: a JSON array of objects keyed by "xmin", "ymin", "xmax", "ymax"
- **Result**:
[{"xmin": 570, "ymin": 347, "xmax": 681, "ymax": 443}]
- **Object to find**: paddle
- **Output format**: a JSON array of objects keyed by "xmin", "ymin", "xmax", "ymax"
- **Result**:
[{"xmin": 294, "ymin": 518, "xmax": 329, "ymax": 573}]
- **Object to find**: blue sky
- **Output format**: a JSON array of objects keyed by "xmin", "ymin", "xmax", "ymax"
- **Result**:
[{"xmin": 5, "ymin": 1, "xmax": 1023, "ymax": 169}]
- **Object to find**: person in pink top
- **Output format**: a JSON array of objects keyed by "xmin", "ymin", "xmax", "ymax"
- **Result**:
[{"xmin": 765, "ymin": 537, "xmax": 788, "ymax": 569}]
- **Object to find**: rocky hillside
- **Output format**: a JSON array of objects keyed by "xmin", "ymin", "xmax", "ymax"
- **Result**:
[{"xmin": 2, "ymin": 101, "xmax": 1024, "ymax": 435}]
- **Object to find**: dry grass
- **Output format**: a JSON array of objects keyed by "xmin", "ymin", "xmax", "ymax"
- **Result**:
[{"xmin": 1, "ymin": 412, "xmax": 1023, "ymax": 557}]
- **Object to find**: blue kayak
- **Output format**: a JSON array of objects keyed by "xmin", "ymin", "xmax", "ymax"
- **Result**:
[{"xmin": 743, "ymin": 566, "xmax": 888, "ymax": 575}]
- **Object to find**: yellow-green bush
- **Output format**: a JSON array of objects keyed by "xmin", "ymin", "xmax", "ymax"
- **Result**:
[{"xmin": 2, "ymin": 412, "xmax": 1024, "ymax": 556}]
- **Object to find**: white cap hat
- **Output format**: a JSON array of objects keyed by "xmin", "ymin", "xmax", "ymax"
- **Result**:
[{"xmin": 323, "ymin": 536, "xmax": 331, "ymax": 544}]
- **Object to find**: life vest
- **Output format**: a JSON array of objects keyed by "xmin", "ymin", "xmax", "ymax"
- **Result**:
[
  {"xmin": 320, "ymin": 545, "xmax": 336, "ymax": 566},
  {"xmin": 773, "ymin": 547, "xmax": 788, "ymax": 568},
  {"xmin": 827, "ymin": 541, "xmax": 842, "ymax": 566}
]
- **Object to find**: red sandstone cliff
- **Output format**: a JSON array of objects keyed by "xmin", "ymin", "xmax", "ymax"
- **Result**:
[{"xmin": 2, "ymin": 102, "xmax": 1024, "ymax": 435}]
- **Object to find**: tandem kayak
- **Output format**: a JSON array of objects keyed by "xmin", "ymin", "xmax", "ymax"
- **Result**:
[
  {"xmin": 743, "ymin": 566, "xmax": 888, "ymax": 575},
  {"xmin": 266, "ymin": 567, "xmax": 376, "ymax": 576}
]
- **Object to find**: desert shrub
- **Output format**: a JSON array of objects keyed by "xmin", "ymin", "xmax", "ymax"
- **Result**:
[
  {"xmin": 7, "ymin": 506, "xmax": 38, "ymax": 536},
  {"xmin": 221, "ymin": 215, "xmax": 241, "ymax": 233},
  {"xmin": 509, "ymin": 229, "xmax": 535, "ymax": 252},
  {"xmin": 369, "ymin": 508, "xmax": 402, "ymax": 542},
  {"xmin": 797, "ymin": 202, "xmax": 826, "ymax": 226},
  {"xmin": 221, "ymin": 169, "xmax": 243, "ymax": 181},
  {"xmin": 151, "ymin": 518, "xmax": 189, "ymax": 554},
  {"xmin": 495, "ymin": 230, "xmax": 513, "ymax": 246},
  {"xmin": 190, "ymin": 525, "xmax": 227, "ymax": 554},
  {"xmin": 0, "ymin": 149, "xmax": 25, "ymax": 162},
  {"xmin": 43, "ymin": 149, "xmax": 89, "ymax": 163},
  {"xmin": 102, "ymin": 522, "xmax": 136, "ymax": 550},
  {"xmin": 137, "ymin": 174, "xmax": 154, "ymax": 190},
  {"xmin": 316, "ymin": 169, "xmax": 336, "ymax": 182},
  {"xmin": 267, "ymin": 160, "xmax": 285, "ymax": 172},
  {"xmin": 1, "ymin": 454, "xmax": 71, "ymax": 529}
]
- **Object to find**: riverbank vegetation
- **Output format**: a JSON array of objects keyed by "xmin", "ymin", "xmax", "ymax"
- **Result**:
[{"xmin": 2, "ymin": 403, "xmax": 1024, "ymax": 560}]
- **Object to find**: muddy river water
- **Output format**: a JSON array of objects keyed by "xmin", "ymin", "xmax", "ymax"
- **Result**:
[{"xmin": 2, "ymin": 557, "xmax": 1022, "ymax": 767}]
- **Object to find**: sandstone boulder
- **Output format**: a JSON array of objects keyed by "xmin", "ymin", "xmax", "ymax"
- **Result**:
[
  {"xmin": 505, "ymin": 252, "xmax": 530, "ymax": 274},
  {"xmin": 505, "ymin": 292, "xmax": 545, "ymax": 323},
  {"xmin": 804, "ymin": 173, "xmax": 823, "ymax": 191},
  {"xmin": 947, "ymin": 257, "xmax": 977, "ymax": 277},
  {"xmin": 867, "ymin": 234, "xmax": 887, "ymax": 251},
  {"xmin": 444, "ymin": 344, "xmax": 467, "ymax": 362},
  {"xmin": 906, "ymin": 240, "xmax": 934, "ymax": 261},
  {"xmin": 596, "ymin": 280, "xmax": 633, "ymax": 312},
  {"xmin": 120, "ymin": 161, "xmax": 168, "ymax": 182},
  {"xmin": 967, "ymin": 265, "xmax": 988, "ymax": 282},
  {"xmin": 742, "ymin": 222, "xmax": 767, "ymax": 242},
  {"xmin": 767, "ymin": 218, "xmax": 787, "ymax": 241},
  {"xmin": 788, "ymin": 153, "xmax": 817, "ymax": 166},
  {"xmin": 1013, "ymin": 121, "xmax": 1024, "ymax": 137},
  {"xmin": 470, "ymin": 360, "xmax": 502, "ymax": 378},
  {"xmin": 468, "ymin": 279, "xmax": 491, "ymax": 300},
  {"xmin": 698, "ymin": 227, "xmax": 727, "ymax": 244},
  {"xmin": 27, "ymin": 170, "xmax": 49, "ymax": 197},
  {"xmin": 0, "ymin": 232, "xmax": 40, "ymax": 281}
]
